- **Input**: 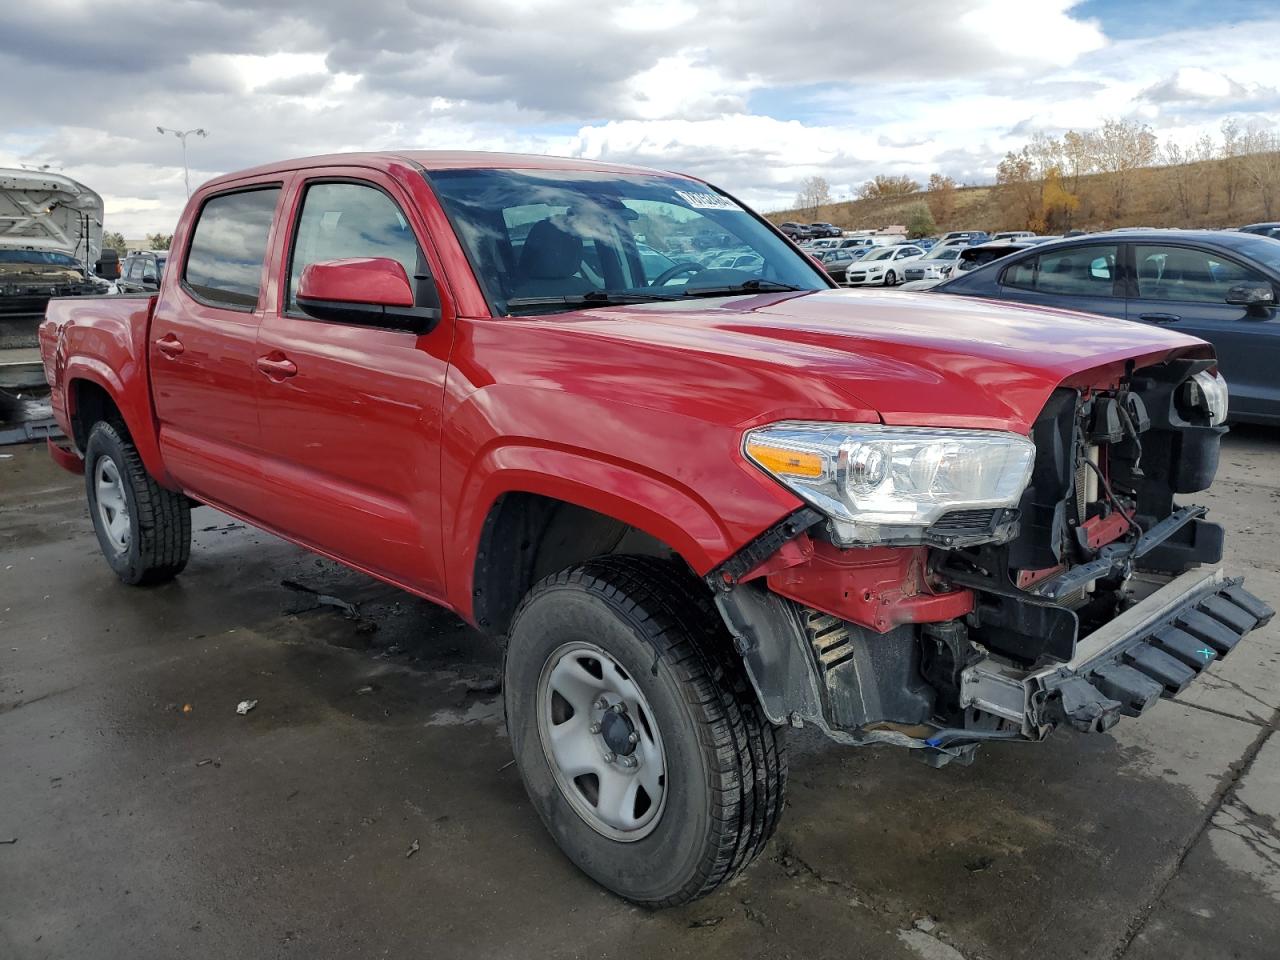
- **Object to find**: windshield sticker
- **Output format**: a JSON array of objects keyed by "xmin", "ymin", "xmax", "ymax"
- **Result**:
[{"xmin": 675, "ymin": 190, "xmax": 741, "ymax": 211}]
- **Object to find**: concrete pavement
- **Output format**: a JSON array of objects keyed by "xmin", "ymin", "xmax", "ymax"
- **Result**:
[{"xmin": 2, "ymin": 428, "xmax": 1278, "ymax": 960}]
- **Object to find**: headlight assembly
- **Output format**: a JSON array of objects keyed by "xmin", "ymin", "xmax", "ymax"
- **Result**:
[
  {"xmin": 1180, "ymin": 370, "xmax": 1229, "ymax": 426},
  {"xmin": 744, "ymin": 423, "xmax": 1036, "ymax": 545}
]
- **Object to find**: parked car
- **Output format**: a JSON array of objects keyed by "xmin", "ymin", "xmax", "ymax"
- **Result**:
[
  {"xmin": 778, "ymin": 221, "xmax": 812, "ymax": 240},
  {"xmin": 901, "ymin": 240, "xmax": 1049, "ymax": 290},
  {"xmin": 912, "ymin": 237, "xmax": 938, "ymax": 251},
  {"xmin": 934, "ymin": 230, "xmax": 1280, "ymax": 423},
  {"xmin": 808, "ymin": 222, "xmax": 842, "ymax": 238},
  {"xmin": 39, "ymin": 152, "xmax": 1272, "ymax": 908},
  {"xmin": 990, "ymin": 231, "xmax": 1037, "ymax": 242},
  {"xmin": 844, "ymin": 243, "xmax": 926, "ymax": 286},
  {"xmin": 939, "ymin": 230, "xmax": 989, "ymax": 245},
  {"xmin": 116, "ymin": 250, "xmax": 169, "ymax": 293},
  {"xmin": 1238, "ymin": 223, "xmax": 1280, "ymax": 240},
  {"xmin": 901, "ymin": 243, "xmax": 964, "ymax": 284},
  {"xmin": 816, "ymin": 247, "xmax": 862, "ymax": 283}
]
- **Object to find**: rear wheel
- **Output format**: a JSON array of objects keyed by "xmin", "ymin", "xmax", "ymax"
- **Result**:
[
  {"xmin": 85, "ymin": 420, "xmax": 191, "ymax": 585},
  {"xmin": 504, "ymin": 555, "xmax": 787, "ymax": 906}
]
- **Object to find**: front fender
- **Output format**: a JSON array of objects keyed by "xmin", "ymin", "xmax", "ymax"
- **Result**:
[{"xmin": 449, "ymin": 443, "xmax": 740, "ymax": 619}]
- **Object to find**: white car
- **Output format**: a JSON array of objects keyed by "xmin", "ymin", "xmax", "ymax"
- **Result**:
[
  {"xmin": 900, "ymin": 244, "xmax": 964, "ymax": 284},
  {"xmin": 844, "ymin": 243, "xmax": 926, "ymax": 286}
]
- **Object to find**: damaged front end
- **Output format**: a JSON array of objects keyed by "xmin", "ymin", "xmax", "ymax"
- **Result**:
[{"xmin": 713, "ymin": 358, "xmax": 1273, "ymax": 766}]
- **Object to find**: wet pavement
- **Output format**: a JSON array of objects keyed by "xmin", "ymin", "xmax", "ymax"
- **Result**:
[{"xmin": 2, "ymin": 429, "xmax": 1279, "ymax": 960}]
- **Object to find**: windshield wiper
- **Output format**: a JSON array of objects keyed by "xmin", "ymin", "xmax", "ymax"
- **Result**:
[
  {"xmin": 680, "ymin": 279, "xmax": 804, "ymax": 298},
  {"xmin": 505, "ymin": 289, "xmax": 683, "ymax": 313}
]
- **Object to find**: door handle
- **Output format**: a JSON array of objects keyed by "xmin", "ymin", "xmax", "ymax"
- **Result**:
[
  {"xmin": 154, "ymin": 334, "xmax": 184, "ymax": 357},
  {"xmin": 256, "ymin": 355, "xmax": 298, "ymax": 380},
  {"xmin": 1138, "ymin": 312, "xmax": 1181, "ymax": 323}
]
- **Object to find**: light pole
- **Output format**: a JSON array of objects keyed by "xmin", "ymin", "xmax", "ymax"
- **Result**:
[{"xmin": 156, "ymin": 126, "xmax": 208, "ymax": 198}]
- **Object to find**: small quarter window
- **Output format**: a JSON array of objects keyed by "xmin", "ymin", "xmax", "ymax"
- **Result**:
[
  {"xmin": 1003, "ymin": 244, "xmax": 1118, "ymax": 297},
  {"xmin": 184, "ymin": 187, "xmax": 281, "ymax": 309}
]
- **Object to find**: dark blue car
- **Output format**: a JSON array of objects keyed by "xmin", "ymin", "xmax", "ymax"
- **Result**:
[{"xmin": 933, "ymin": 230, "xmax": 1280, "ymax": 424}]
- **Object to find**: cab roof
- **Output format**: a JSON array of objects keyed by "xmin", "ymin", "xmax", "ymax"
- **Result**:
[{"xmin": 201, "ymin": 150, "xmax": 675, "ymax": 192}]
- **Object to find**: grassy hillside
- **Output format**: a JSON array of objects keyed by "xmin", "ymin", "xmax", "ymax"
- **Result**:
[{"xmin": 768, "ymin": 153, "xmax": 1279, "ymax": 234}]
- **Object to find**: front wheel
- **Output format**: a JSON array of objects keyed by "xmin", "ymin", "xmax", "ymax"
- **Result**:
[
  {"xmin": 85, "ymin": 420, "xmax": 191, "ymax": 585},
  {"xmin": 885, "ymin": 269, "xmax": 898, "ymax": 286},
  {"xmin": 504, "ymin": 556, "xmax": 787, "ymax": 906}
]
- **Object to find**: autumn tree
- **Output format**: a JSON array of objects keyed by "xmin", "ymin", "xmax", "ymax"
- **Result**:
[
  {"xmin": 1161, "ymin": 140, "xmax": 1197, "ymax": 221},
  {"xmin": 858, "ymin": 174, "xmax": 920, "ymax": 200},
  {"xmin": 905, "ymin": 203, "xmax": 937, "ymax": 238},
  {"xmin": 1219, "ymin": 118, "xmax": 1246, "ymax": 215},
  {"xmin": 996, "ymin": 148, "xmax": 1039, "ymax": 228},
  {"xmin": 1240, "ymin": 124, "xmax": 1280, "ymax": 220},
  {"xmin": 1090, "ymin": 118, "xmax": 1157, "ymax": 220},
  {"xmin": 1039, "ymin": 168, "xmax": 1080, "ymax": 232},
  {"xmin": 925, "ymin": 173, "xmax": 956, "ymax": 226},
  {"xmin": 147, "ymin": 232, "xmax": 173, "ymax": 250},
  {"xmin": 1060, "ymin": 129, "xmax": 1094, "ymax": 194},
  {"xmin": 1191, "ymin": 132, "xmax": 1217, "ymax": 213},
  {"xmin": 794, "ymin": 175, "xmax": 831, "ymax": 220}
]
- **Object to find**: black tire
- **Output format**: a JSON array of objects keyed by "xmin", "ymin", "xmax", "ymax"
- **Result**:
[
  {"xmin": 84, "ymin": 420, "xmax": 191, "ymax": 585},
  {"xmin": 504, "ymin": 555, "xmax": 787, "ymax": 907},
  {"xmin": 885, "ymin": 269, "xmax": 897, "ymax": 286}
]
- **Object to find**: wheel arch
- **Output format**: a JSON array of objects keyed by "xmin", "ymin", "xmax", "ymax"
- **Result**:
[
  {"xmin": 64, "ymin": 363, "xmax": 171, "ymax": 485},
  {"xmin": 458, "ymin": 448, "xmax": 737, "ymax": 634}
]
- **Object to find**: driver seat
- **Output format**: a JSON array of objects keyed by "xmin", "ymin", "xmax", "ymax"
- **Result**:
[{"xmin": 512, "ymin": 219, "xmax": 595, "ymax": 298}]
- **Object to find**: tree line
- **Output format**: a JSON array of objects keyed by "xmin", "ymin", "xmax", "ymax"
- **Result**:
[{"xmin": 789, "ymin": 117, "xmax": 1280, "ymax": 234}]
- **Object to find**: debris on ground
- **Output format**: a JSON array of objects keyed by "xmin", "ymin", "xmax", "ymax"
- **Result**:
[
  {"xmin": 688, "ymin": 917, "xmax": 723, "ymax": 929},
  {"xmin": 355, "ymin": 685, "xmax": 376, "ymax": 696},
  {"xmin": 195, "ymin": 758, "xmax": 217, "ymax": 767},
  {"xmin": 463, "ymin": 677, "xmax": 501, "ymax": 695},
  {"xmin": 199, "ymin": 522, "xmax": 244, "ymax": 533},
  {"xmin": 914, "ymin": 917, "xmax": 938, "ymax": 933},
  {"xmin": 405, "ymin": 839, "xmax": 420, "ymax": 859},
  {"xmin": 280, "ymin": 579, "xmax": 360, "ymax": 618},
  {"xmin": 964, "ymin": 854, "xmax": 995, "ymax": 873},
  {"xmin": 0, "ymin": 837, "xmax": 17, "ymax": 844},
  {"xmin": 235, "ymin": 699, "xmax": 258, "ymax": 716}
]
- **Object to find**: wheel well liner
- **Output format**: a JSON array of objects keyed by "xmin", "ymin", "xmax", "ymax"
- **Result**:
[{"xmin": 472, "ymin": 492, "xmax": 676, "ymax": 634}]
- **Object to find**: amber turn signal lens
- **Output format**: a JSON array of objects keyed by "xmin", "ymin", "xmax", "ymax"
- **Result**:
[{"xmin": 745, "ymin": 442, "xmax": 824, "ymax": 478}]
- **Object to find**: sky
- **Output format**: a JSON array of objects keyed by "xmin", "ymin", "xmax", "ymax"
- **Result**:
[{"xmin": 3, "ymin": 0, "xmax": 1278, "ymax": 238}]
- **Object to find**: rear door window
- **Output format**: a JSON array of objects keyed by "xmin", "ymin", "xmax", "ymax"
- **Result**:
[
  {"xmin": 1002, "ymin": 244, "xmax": 1118, "ymax": 297},
  {"xmin": 184, "ymin": 187, "xmax": 281, "ymax": 309},
  {"xmin": 1133, "ymin": 244, "xmax": 1269, "ymax": 304}
]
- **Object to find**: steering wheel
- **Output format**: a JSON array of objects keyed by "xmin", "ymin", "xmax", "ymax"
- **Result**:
[{"xmin": 651, "ymin": 261, "xmax": 705, "ymax": 286}]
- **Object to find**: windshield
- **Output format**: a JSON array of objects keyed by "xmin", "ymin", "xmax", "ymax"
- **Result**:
[
  {"xmin": 866, "ymin": 247, "xmax": 897, "ymax": 262},
  {"xmin": 0, "ymin": 249, "xmax": 81, "ymax": 267},
  {"xmin": 1229, "ymin": 236, "xmax": 1280, "ymax": 273},
  {"xmin": 923, "ymin": 246, "xmax": 961, "ymax": 261},
  {"xmin": 426, "ymin": 168, "xmax": 829, "ymax": 315}
]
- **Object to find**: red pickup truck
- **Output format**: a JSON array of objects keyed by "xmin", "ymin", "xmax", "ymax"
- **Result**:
[{"xmin": 39, "ymin": 151, "xmax": 1272, "ymax": 906}]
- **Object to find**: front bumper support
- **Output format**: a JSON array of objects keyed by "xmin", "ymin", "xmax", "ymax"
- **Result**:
[{"xmin": 963, "ymin": 568, "xmax": 1274, "ymax": 737}]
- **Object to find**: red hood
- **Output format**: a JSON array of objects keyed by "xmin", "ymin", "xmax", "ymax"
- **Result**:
[{"xmin": 534, "ymin": 289, "xmax": 1212, "ymax": 433}]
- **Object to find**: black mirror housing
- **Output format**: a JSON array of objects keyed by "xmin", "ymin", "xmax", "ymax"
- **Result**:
[{"xmin": 1225, "ymin": 283, "xmax": 1275, "ymax": 308}]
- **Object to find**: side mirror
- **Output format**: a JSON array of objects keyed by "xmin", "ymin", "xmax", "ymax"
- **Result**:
[
  {"xmin": 296, "ymin": 257, "xmax": 440, "ymax": 333},
  {"xmin": 142, "ymin": 275, "xmax": 159, "ymax": 288},
  {"xmin": 1225, "ymin": 283, "xmax": 1275, "ymax": 312}
]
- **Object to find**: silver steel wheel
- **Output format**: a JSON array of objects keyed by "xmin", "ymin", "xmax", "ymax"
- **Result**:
[
  {"xmin": 536, "ymin": 640, "xmax": 667, "ymax": 842},
  {"xmin": 94, "ymin": 455, "xmax": 131, "ymax": 554}
]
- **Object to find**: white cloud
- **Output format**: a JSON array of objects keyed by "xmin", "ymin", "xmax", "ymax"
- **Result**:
[{"xmin": 1, "ymin": 1, "xmax": 1277, "ymax": 236}]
